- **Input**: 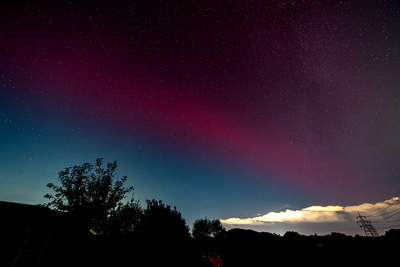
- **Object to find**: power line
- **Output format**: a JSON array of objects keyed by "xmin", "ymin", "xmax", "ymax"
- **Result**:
[
  {"xmin": 367, "ymin": 199, "xmax": 400, "ymax": 217},
  {"xmin": 375, "ymin": 223, "xmax": 400, "ymax": 230},
  {"xmin": 361, "ymin": 199, "xmax": 400, "ymax": 232},
  {"xmin": 371, "ymin": 210, "xmax": 400, "ymax": 223},
  {"xmin": 374, "ymin": 218, "xmax": 400, "ymax": 224},
  {"xmin": 373, "ymin": 206, "xmax": 400, "ymax": 218}
]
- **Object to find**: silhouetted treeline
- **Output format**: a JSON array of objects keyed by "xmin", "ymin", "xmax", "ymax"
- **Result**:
[
  {"xmin": 225, "ymin": 228, "xmax": 400, "ymax": 249},
  {"xmin": 8, "ymin": 159, "xmax": 400, "ymax": 266},
  {"xmin": 3, "ymin": 200, "xmax": 400, "ymax": 267}
]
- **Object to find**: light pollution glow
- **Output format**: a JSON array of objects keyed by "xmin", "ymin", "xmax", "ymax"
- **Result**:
[{"xmin": 221, "ymin": 197, "xmax": 400, "ymax": 225}]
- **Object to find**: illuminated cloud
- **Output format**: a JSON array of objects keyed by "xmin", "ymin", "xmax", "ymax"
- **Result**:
[{"xmin": 221, "ymin": 197, "xmax": 400, "ymax": 225}]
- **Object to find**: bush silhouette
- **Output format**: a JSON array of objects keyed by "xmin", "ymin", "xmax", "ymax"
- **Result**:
[{"xmin": 139, "ymin": 199, "xmax": 190, "ymax": 242}]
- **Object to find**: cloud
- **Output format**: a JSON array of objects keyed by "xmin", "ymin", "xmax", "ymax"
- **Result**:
[{"xmin": 221, "ymin": 197, "xmax": 400, "ymax": 225}]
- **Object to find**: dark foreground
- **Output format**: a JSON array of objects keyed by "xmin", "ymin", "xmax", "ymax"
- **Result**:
[
  {"xmin": 2, "ymin": 201, "xmax": 398, "ymax": 266},
  {"xmin": 5, "ymin": 230, "xmax": 400, "ymax": 267}
]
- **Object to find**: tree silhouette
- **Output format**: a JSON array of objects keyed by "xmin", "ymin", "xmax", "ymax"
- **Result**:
[
  {"xmin": 192, "ymin": 217, "xmax": 226, "ymax": 239},
  {"xmin": 108, "ymin": 198, "xmax": 142, "ymax": 235},
  {"xmin": 43, "ymin": 158, "xmax": 135, "ymax": 234},
  {"xmin": 384, "ymin": 229, "xmax": 400, "ymax": 239},
  {"xmin": 140, "ymin": 199, "xmax": 190, "ymax": 241}
]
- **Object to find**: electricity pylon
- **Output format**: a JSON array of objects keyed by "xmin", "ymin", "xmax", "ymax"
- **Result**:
[{"xmin": 356, "ymin": 212, "xmax": 379, "ymax": 237}]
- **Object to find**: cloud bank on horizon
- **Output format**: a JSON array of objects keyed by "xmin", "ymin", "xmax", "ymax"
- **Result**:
[{"xmin": 221, "ymin": 197, "xmax": 400, "ymax": 226}]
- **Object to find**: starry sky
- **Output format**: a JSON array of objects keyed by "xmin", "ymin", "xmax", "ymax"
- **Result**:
[{"xmin": 1, "ymin": 0, "xmax": 400, "ymax": 236}]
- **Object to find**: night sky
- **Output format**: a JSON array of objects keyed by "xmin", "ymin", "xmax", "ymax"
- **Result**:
[{"xmin": 1, "ymin": 0, "xmax": 400, "ymax": 236}]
